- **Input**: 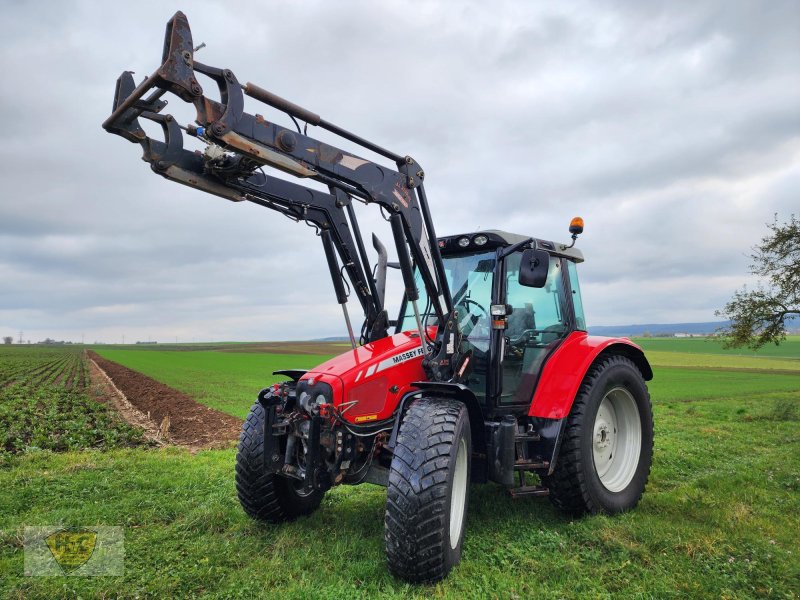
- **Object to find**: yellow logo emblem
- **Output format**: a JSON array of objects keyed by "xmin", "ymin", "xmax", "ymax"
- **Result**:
[{"xmin": 45, "ymin": 529, "xmax": 98, "ymax": 574}]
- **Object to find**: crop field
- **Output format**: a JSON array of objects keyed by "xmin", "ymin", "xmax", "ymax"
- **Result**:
[
  {"xmin": 0, "ymin": 346, "xmax": 146, "ymax": 457},
  {"xmin": 1, "ymin": 339, "xmax": 798, "ymax": 598},
  {"xmin": 0, "ymin": 346, "xmax": 89, "ymax": 391}
]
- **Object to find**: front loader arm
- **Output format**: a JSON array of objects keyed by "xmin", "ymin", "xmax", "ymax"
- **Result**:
[
  {"xmin": 103, "ymin": 11, "xmax": 467, "ymax": 381},
  {"xmin": 109, "ymin": 91, "xmax": 385, "ymax": 344}
]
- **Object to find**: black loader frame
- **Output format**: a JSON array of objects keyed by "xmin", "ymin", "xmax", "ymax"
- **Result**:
[{"xmin": 103, "ymin": 11, "xmax": 466, "ymax": 381}]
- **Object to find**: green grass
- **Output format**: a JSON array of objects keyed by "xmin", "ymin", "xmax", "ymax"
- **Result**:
[
  {"xmin": 647, "ymin": 351, "xmax": 800, "ymax": 372},
  {"xmin": 2, "ymin": 342, "xmax": 798, "ymax": 597},
  {"xmin": 1, "ymin": 388, "xmax": 797, "ymax": 598},
  {"xmin": 632, "ymin": 335, "xmax": 800, "ymax": 358},
  {"xmin": 95, "ymin": 347, "xmax": 800, "ymax": 419},
  {"xmin": 92, "ymin": 349, "xmax": 335, "ymax": 419},
  {"xmin": 649, "ymin": 367, "xmax": 800, "ymax": 402}
]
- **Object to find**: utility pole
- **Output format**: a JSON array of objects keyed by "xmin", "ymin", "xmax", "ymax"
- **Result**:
[
  {"xmin": 122, "ymin": 334, "xmax": 125, "ymax": 345},
  {"xmin": 18, "ymin": 331, "xmax": 23, "ymax": 344}
]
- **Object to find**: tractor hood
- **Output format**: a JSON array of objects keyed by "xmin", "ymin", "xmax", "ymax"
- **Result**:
[{"xmin": 300, "ymin": 330, "xmax": 432, "ymax": 423}]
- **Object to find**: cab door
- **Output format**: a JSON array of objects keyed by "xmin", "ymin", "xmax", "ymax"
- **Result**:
[{"xmin": 497, "ymin": 252, "xmax": 576, "ymax": 406}]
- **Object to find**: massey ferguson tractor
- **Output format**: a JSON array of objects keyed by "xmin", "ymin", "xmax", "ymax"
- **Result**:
[{"xmin": 103, "ymin": 12, "xmax": 654, "ymax": 583}]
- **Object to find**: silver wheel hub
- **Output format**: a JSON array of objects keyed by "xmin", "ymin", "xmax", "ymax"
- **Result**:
[
  {"xmin": 594, "ymin": 423, "xmax": 612, "ymax": 449},
  {"xmin": 592, "ymin": 387, "xmax": 642, "ymax": 492}
]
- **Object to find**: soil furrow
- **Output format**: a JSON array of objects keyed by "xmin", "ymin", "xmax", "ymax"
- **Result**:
[{"xmin": 87, "ymin": 350, "xmax": 241, "ymax": 450}]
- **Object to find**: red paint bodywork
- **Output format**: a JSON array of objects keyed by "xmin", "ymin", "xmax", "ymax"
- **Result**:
[
  {"xmin": 301, "ymin": 328, "xmax": 648, "ymax": 425},
  {"xmin": 528, "ymin": 331, "xmax": 649, "ymax": 419},
  {"xmin": 301, "ymin": 330, "xmax": 433, "ymax": 423}
]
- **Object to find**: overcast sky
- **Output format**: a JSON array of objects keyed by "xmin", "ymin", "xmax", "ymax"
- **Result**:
[{"xmin": 1, "ymin": 0, "xmax": 798, "ymax": 343}]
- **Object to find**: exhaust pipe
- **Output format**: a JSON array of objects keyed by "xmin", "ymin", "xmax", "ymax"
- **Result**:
[{"xmin": 372, "ymin": 233, "xmax": 388, "ymax": 308}]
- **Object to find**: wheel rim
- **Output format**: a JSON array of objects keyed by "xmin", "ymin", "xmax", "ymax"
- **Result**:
[
  {"xmin": 449, "ymin": 437, "xmax": 468, "ymax": 549},
  {"xmin": 592, "ymin": 387, "xmax": 641, "ymax": 492}
]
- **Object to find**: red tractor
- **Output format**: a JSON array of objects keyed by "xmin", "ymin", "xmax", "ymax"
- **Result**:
[{"xmin": 104, "ymin": 13, "xmax": 654, "ymax": 583}]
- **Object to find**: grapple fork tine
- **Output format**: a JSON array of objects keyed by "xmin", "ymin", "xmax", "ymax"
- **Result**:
[{"xmin": 156, "ymin": 11, "xmax": 202, "ymax": 101}]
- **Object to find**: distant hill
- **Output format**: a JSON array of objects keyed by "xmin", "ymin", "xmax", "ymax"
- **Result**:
[
  {"xmin": 589, "ymin": 315, "xmax": 800, "ymax": 338},
  {"xmin": 588, "ymin": 321, "xmax": 729, "ymax": 337}
]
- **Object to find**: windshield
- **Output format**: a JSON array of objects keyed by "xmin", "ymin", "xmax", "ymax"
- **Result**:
[
  {"xmin": 398, "ymin": 251, "xmax": 495, "ymax": 402},
  {"xmin": 399, "ymin": 250, "xmax": 496, "ymax": 350}
]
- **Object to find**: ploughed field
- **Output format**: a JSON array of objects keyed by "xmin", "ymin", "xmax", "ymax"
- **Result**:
[{"xmin": 1, "ymin": 338, "xmax": 798, "ymax": 598}]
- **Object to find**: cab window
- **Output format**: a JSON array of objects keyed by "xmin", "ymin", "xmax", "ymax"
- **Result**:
[
  {"xmin": 501, "ymin": 253, "xmax": 570, "ymax": 404},
  {"xmin": 566, "ymin": 260, "xmax": 586, "ymax": 331}
]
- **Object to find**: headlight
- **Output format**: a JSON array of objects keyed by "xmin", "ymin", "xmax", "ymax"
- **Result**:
[{"xmin": 296, "ymin": 380, "xmax": 333, "ymax": 415}]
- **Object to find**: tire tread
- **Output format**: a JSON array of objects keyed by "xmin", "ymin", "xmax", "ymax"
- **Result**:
[
  {"xmin": 235, "ymin": 402, "xmax": 322, "ymax": 522},
  {"xmin": 384, "ymin": 397, "xmax": 466, "ymax": 583}
]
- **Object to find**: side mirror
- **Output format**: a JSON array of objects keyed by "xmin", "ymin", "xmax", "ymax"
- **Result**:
[{"xmin": 518, "ymin": 249, "xmax": 549, "ymax": 288}]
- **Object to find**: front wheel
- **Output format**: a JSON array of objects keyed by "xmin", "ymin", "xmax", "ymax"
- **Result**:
[
  {"xmin": 235, "ymin": 401, "xmax": 324, "ymax": 522},
  {"xmin": 543, "ymin": 355, "xmax": 654, "ymax": 516},
  {"xmin": 384, "ymin": 397, "xmax": 471, "ymax": 583}
]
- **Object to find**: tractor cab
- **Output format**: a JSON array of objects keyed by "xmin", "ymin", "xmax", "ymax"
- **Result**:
[{"xmin": 397, "ymin": 229, "xmax": 586, "ymax": 417}]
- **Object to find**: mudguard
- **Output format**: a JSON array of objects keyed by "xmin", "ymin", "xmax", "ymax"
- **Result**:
[{"xmin": 528, "ymin": 331, "xmax": 652, "ymax": 419}]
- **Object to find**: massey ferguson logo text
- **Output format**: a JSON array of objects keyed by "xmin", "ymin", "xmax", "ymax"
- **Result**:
[
  {"xmin": 392, "ymin": 347, "xmax": 425, "ymax": 364},
  {"xmin": 355, "ymin": 346, "xmax": 426, "ymax": 382}
]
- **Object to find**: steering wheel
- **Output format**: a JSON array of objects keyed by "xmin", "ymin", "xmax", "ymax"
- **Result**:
[
  {"xmin": 457, "ymin": 298, "xmax": 489, "ymax": 323},
  {"xmin": 508, "ymin": 328, "xmax": 541, "ymax": 346},
  {"xmin": 454, "ymin": 298, "xmax": 488, "ymax": 338}
]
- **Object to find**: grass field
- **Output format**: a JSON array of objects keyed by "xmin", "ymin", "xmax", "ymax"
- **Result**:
[
  {"xmin": 633, "ymin": 335, "xmax": 800, "ymax": 358},
  {"xmin": 1, "ymin": 339, "xmax": 799, "ymax": 598},
  {"xmin": 92, "ymin": 339, "xmax": 800, "ymax": 418}
]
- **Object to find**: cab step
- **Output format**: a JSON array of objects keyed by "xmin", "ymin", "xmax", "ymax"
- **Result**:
[
  {"xmin": 508, "ymin": 485, "xmax": 549, "ymax": 499},
  {"xmin": 514, "ymin": 432, "xmax": 541, "ymax": 443},
  {"xmin": 513, "ymin": 459, "xmax": 549, "ymax": 471}
]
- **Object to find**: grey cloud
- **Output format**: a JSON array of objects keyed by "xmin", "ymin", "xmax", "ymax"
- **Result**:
[{"xmin": 1, "ymin": 0, "xmax": 798, "ymax": 341}]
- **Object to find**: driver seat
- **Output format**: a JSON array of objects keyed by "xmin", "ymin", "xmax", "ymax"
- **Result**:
[{"xmin": 506, "ymin": 303, "xmax": 535, "ymax": 339}]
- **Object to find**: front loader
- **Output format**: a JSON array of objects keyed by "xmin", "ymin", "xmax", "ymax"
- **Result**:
[{"xmin": 103, "ymin": 12, "xmax": 655, "ymax": 583}]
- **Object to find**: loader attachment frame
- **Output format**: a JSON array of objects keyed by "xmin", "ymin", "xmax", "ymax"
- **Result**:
[{"xmin": 103, "ymin": 11, "xmax": 465, "ymax": 381}]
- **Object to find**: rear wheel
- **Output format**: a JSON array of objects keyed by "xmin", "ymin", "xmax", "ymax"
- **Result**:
[
  {"xmin": 384, "ymin": 397, "xmax": 471, "ymax": 583},
  {"xmin": 544, "ymin": 355, "xmax": 653, "ymax": 516},
  {"xmin": 236, "ymin": 401, "xmax": 324, "ymax": 522}
]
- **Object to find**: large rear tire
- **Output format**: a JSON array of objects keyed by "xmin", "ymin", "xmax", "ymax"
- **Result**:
[
  {"xmin": 235, "ymin": 401, "xmax": 324, "ymax": 522},
  {"xmin": 384, "ymin": 397, "xmax": 471, "ymax": 583},
  {"xmin": 543, "ymin": 355, "xmax": 653, "ymax": 516}
]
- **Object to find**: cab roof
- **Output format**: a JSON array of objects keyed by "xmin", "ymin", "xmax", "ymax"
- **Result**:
[{"xmin": 438, "ymin": 229, "xmax": 584, "ymax": 263}]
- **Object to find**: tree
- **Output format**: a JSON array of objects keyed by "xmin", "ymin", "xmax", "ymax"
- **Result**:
[
  {"xmin": 2, "ymin": 336, "xmax": 12, "ymax": 345},
  {"xmin": 717, "ymin": 215, "xmax": 800, "ymax": 349}
]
